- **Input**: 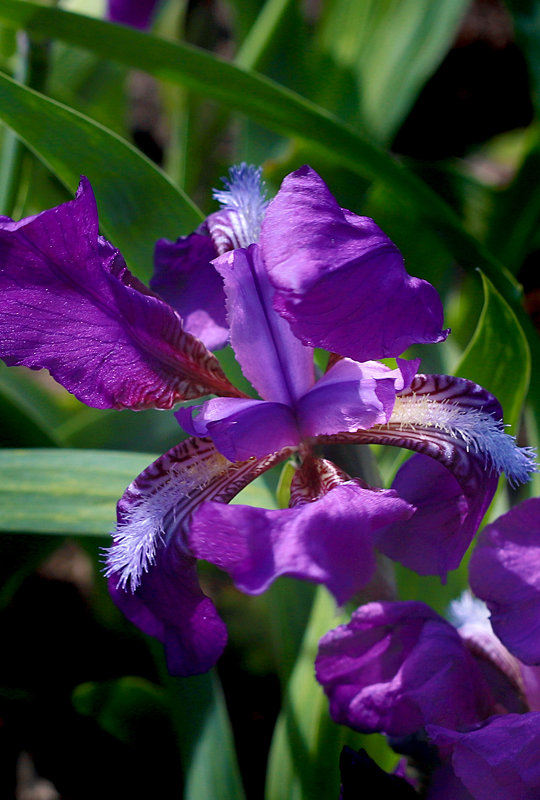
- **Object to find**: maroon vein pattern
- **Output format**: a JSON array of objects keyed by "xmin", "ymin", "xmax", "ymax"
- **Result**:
[
  {"xmin": 289, "ymin": 457, "xmax": 352, "ymax": 507},
  {"xmin": 318, "ymin": 374, "xmax": 502, "ymax": 494},
  {"xmin": 108, "ymin": 436, "xmax": 294, "ymax": 591}
]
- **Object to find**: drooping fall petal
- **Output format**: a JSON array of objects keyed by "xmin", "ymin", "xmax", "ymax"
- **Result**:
[
  {"xmin": 189, "ymin": 460, "xmax": 414, "ymax": 605},
  {"xmin": 109, "ymin": 545, "xmax": 227, "ymax": 677},
  {"xmin": 320, "ymin": 374, "xmax": 535, "ymax": 578},
  {"xmin": 0, "ymin": 178, "xmax": 240, "ymax": 409},
  {"xmin": 376, "ymin": 454, "xmax": 496, "ymax": 579},
  {"xmin": 106, "ymin": 436, "xmax": 292, "ymax": 674}
]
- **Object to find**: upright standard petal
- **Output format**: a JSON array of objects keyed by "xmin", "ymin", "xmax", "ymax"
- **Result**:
[
  {"xmin": 469, "ymin": 499, "xmax": 540, "ymax": 665},
  {"xmin": 0, "ymin": 178, "xmax": 240, "ymax": 409},
  {"xmin": 152, "ymin": 231, "xmax": 228, "ymax": 350},
  {"xmin": 260, "ymin": 166, "xmax": 448, "ymax": 362},
  {"xmin": 213, "ymin": 243, "xmax": 314, "ymax": 404},
  {"xmin": 320, "ymin": 374, "xmax": 536, "ymax": 577},
  {"xmin": 106, "ymin": 436, "xmax": 292, "ymax": 675},
  {"xmin": 150, "ymin": 164, "xmax": 269, "ymax": 350},
  {"xmin": 189, "ymin": 459, "xmax": 414, "ymax": 605},
  {"xmin": 315, "ymin": 602, "xmax": 496, "ymax": 736}
]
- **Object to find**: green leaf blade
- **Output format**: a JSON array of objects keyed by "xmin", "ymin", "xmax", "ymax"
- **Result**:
[
  {"xmin": 0, "ymin": 69, "xmax": 202, "ymax": 280},
  {"xmin": 0, "ymin": 449, "xmax": 157, "ymax": 535},
  {"xmin": 454, "ymin": 271, "xmax": 531, "ymax": 433}
]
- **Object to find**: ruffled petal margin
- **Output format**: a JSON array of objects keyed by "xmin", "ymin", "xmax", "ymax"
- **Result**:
[
  {"xmin": 260, "ymin": 165, "xmax": 449, "ymax": 362},
  {"xmin": 0, "ymin": 178, "xmax": 240, "ymax": 409},
  {"xmin": 188, "ymin": 458, "xmax": 414, "ymax": 605},
  {"xmin": 315, "ymin": 601, "xmax": 496, "ymax": 736}
]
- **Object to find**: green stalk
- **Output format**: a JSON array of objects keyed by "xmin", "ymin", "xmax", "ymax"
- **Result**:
[
  {"xmin": 0, "ymin": 32, "xmax": 30, "ymax": 215},
  {"xmin": 235, "ymin": 0, "xmax": 295, "ymax": 71}
]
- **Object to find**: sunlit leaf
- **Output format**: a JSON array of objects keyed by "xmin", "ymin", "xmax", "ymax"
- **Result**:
[
  {"xmin": 175, "ymin": 672, "xmax": 247, "ymax": 800},
  {"xmin": 0, "ymin": 449, "xmax": 157, "ymax": 535},
  {"xmin": 0, "ymin": 447, "xmax": 280, "ymax": 535},
  {"xmin": 316, "ymin": 0, "xmax": 469, "ymax": 140},
  {"xmin": 0, "ymin": 70, "xmax": 202, "ymax": 280},
  {"xmin": 454, "ymin": 271, "xmax": 531, "ymax": 433}
]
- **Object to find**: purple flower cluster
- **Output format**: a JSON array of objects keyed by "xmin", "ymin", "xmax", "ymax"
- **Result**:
[
  {"xmin": 0, "ymin": 164, "xmax": 535, "ymax": 680},
  {"xmin": 316, "ymin": 498, "xmax": 540, "ymax": 799}
]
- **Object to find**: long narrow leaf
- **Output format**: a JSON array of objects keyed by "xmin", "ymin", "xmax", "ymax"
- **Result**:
[
  {"xmin": 0, "ymin": 449, "xmax": 157, "ymax": 535},
  {"xmin": 266, "ymin": 588, "xmax": 396, "ymax": 800},
  {"xmin": 0, "ymin": 447, "xmax": 279, "ymax": 536}
]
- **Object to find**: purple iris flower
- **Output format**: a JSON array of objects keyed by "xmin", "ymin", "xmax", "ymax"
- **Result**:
[
  {"xmin": 0, "ymin": 164, "xmax": 535, "ymax": 676},
  {"xmin": 107, "ymin": 0, "xmax": 162, "ymax": 29},
  {"xmin": 469, "ymin": 498, "xmax": 540, "ymax": 665},
  {"xmin": 315, "ymin": 583, "xmax": 540, "ymax": 799},
  {"xmin": 315, "ymin": 600, "xmax": 499, "ymax": 737}
]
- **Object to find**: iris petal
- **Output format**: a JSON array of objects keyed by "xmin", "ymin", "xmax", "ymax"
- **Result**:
[
  {"xmin": 189, "ymin": 458, "xmax": 414, "ymax": 605},
  {"xmin": 315, "ymin": 601, "xmax": 496, "ymax": 736},
  {"xmin": 152, "ymin": 230, "xmax": 228, "ymax": 350},
  {"xmin": 469, "ymin": 499, "xmax": 540, "ymax": 665},
  {"xmin": 213, "ymin": 243, "xmax": 314, "ymax": 404},
  {"xmin": 376, "ymin": 454, "xmax": 494, "ymax": 578},
  {"xmin": 0, "ymin": 178, "xmax": 240, "ymax": 409},
  {"xmin": 107, "ymin": 0, "xmax": 160, "ymax": 28},
  {"xmin": 106, "ymin": 436, "xmax": 292, "ymax": 674},
  {"xmin": 108, "ymin": 547, "xmax": 227, "ymax": 677},
  {"xmin": 317, "ymin": 374, "xmax": 536, "ymax": 578},
  {"xmin": 427, "ymin": 714, "xmax": 540, "ymax": 800},
  {"xmin": 175, "ymin": 397, "xmax": 299, "ymax": 461},
  {"xmin": 261, "ymin": 165, "xmax": 449, "ymax": 361},
  {"xmin": 297, "ymin": 358, "xmax": 419, "ymax": 438}
]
